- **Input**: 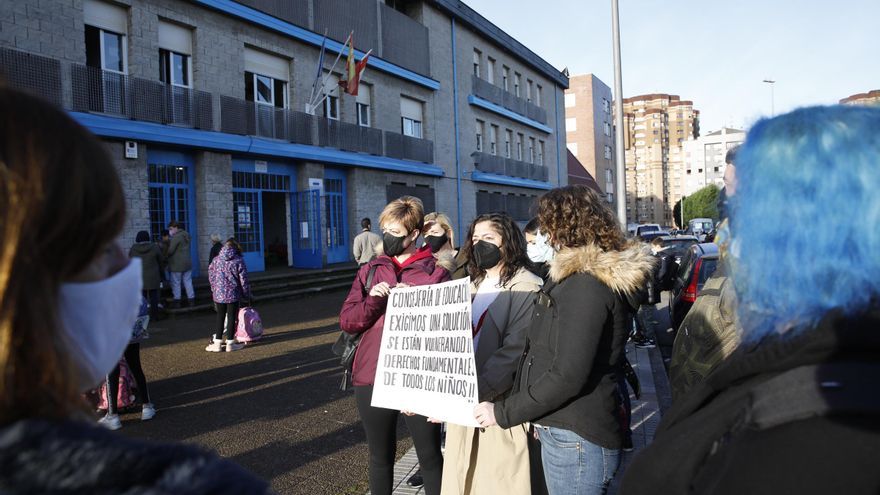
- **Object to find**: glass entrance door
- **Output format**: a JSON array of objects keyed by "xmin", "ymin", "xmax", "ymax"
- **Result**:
[{"xmin": 324, "ymin": 169, "xmax": 349, "ymax": 264}]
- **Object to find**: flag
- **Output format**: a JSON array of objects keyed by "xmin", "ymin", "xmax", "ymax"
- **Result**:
[
  {"xmin": 338, "ymin": 32, "xmax": 370, "ymax": 97},
  {"xmin": 307, "ymin": 30, "xmax": 328, "ymax": 113}
]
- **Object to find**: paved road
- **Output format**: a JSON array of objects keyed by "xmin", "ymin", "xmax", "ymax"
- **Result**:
[{"xmin": 116, "ymin": 290, "xmax": 413, "ymax": 495}]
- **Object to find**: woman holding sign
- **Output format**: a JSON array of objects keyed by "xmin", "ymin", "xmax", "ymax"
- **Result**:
[
  {"xmin": 473, "ymin": 186, "xmax": 655, "ymax": 495},
  {"xmin": 441, "ymin": 213, "xmax": 543, "ymax": 495},
  {"xmin": 339, "ymin": 196, "xmax": 453, "ymax": 495}
]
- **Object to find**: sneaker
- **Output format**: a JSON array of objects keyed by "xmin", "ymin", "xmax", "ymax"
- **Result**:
[
  {"xmin": 205, "ymin": 339, "xmax": 224, "ymax": 352},
  {"xmin": 634, "ymin": 338, "xmax": 656, "ymax": 349},
  {"xmin": 226, "ymin": 340, "xmax": 245, "ymax": 352},
  {"xmin": 141, "ymin": 403, "xmax": 156, "ymax": 421},
  {"xmin": 406, "ymin": 469, "xmax": 424, "ymax": 488},
  {"xmin": 98, "ymin": 413, "xmax": 122, "ymax": 430}
]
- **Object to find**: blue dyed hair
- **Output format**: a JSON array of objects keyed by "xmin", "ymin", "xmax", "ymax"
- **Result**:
[{"xmin": 732, "ymin": 105, "xmax": 880, "ymax": 341}]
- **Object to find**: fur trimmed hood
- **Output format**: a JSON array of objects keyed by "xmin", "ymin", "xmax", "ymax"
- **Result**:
[{"xmin": 548, "ymin": 242, "xmax": 656, "ymax": 295}]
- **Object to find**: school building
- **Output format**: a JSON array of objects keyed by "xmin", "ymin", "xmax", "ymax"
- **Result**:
[{"xmin": 0, "ymin": 0, "xmax": 568, "ymax": 274}]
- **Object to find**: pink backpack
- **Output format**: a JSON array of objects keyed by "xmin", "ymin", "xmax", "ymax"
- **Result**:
[
  {"xmin": 235, "ymin": 306, "xmax": 263, "ymax": 342},
  {"xmin": 97, "ymin": 358, "xmax": 137, "ymax": 411}
]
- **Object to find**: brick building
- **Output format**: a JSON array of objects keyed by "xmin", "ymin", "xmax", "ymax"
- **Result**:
[
  {"xmin": 563, "ymin": 73, "xmax": 615, "ymax": 206},
  {"xmin": 0, "ymin": 0, "xmax": 567, "ymax": 273}
]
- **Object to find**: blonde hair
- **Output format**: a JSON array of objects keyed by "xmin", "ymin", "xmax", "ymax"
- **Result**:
[
  {"xmin": 379, "ymin": 196, "xmax": 424, "ymax": 233},
  {"xmin": 424, "ymin": 212, "xmax": 455, "ymax": 248}
]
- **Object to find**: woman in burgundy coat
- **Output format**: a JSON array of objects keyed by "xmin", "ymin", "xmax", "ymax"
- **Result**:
[{"xmin": 339, "ymin": 196, "xmax": 453, "ymax": 495}]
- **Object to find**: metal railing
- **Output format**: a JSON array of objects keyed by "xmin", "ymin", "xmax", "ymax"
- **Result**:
[
  {"xmin": 471, "ymin": 74, "xmax": 548, "ymax": 125},
  {"xmin": 385, "ymin": 131, "xmax": 434, "ymax": 163},
  {"xmin": 317, "ymin": 117, "xmax": 383, "ymax": 156},
  {"xmin": 0, "ymin": 46, "xmax": 63, "ymax": 106},
  {"xmin": 70, "ymin": 64, "xmax": 213, "ymax": 129},
  {"xmin": 471, "ymin": 151, "xmax": 548, "ymax": 181},
  {"xmin": 219, "ymin": 96, "xmax": 315, "ymax": 144}
]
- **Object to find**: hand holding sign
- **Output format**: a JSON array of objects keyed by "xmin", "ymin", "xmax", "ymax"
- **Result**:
[{"xmin": 371, "ymin": 277, "xmax": 480, "ymax": 427}]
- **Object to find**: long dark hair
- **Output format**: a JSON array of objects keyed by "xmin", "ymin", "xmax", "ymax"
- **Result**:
[
  {"xmin": 462, "ymin": 213, "xmax": 534, "ymax": 287},
  {"xmin": 0, "ymin": 87, "xmax": 126, "ymax": 423}
]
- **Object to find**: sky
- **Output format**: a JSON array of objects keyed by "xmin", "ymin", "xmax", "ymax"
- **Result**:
[{"xmin": 463, "ymin": 0, "xmax": 880, "ymax": 132}]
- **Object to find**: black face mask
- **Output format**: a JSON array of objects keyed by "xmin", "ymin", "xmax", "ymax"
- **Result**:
[
  {"xmin": 424, "ymin": 234, "xmax": 449, "ymax": 253},
  {"xmin": 383, "ymin": 232, "xmax": 409, "ymax": 257},
  {"xmin": 473, "ymin": 240, "xmax": 502, "ymax": 270}
]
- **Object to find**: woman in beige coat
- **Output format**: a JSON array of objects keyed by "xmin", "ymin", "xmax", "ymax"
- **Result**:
[{"xmin": 441, "ymin": 213, "xmax": 542, "ymax": 495}]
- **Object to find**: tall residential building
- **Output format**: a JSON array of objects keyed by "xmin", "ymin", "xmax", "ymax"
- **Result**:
[
  {"xmin": 683, "ymin": 127, "xmax": 745, "ymax": 195},
  {"xmin": 619, "ymin": 94, "xmax": 699, "ymax": 226},
  {"xmin": 0, "ymin": 0, "xmax": 568, "ymax": 273},
  {"xmin": 840, "ymin": 90, "xmax": 880, "ymax": 107},
  {"xmin": 564, "ymin": 74, "xmax": 616, "ymax": 205}
]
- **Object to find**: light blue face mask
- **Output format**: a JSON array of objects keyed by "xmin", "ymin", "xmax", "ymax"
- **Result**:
[{"xmin": 527, "ymin": 231, "xmax": 555, "ymax": 263}]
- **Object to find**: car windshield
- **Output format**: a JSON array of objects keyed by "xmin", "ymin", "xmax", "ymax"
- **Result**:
[
  {"xmin": 639, "ymin": 225, "xmax": 659, "ymax": 233},
  {"xmin": 662, "ymin": 239, "xmax": 697, "ymax": 249}
]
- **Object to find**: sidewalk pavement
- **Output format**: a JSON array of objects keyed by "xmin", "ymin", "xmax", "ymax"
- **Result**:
[{"xmin": 383, "ymin": 336, "xmax": 673, "ymax": 495}]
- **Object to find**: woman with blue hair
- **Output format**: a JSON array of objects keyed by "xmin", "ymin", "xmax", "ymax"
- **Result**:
[{"xmin": 620, "ymin": 105, "xmax": 880, "ymax": 495}]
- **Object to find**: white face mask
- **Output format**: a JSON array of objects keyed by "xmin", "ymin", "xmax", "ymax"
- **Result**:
[
  {"xmin": 527, "ymin": 231, "xmax": 556, "ymax": 263},
  {"xmin": 58, "ymin": 258, "xmax": 143, "ymax": 391}
]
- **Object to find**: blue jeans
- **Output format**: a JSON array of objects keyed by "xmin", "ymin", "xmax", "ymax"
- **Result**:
[{"xmin": 538, "ymin": 426, "xmax": 621, "ymax": 495}]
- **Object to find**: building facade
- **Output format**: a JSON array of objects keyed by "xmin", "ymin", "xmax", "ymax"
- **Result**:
[
  {"xmin": 563, "ymin": 74, "xmax": 615, "ymax": 205},
  {"xmin": 682, "ymin": 127, "xmax": 744, "ymax": 195},
  {"xmin": 619, "ymin": 93, "xmax": 699, "ymax": 225},
  {"xmin": 0, "ymin": 0, "xmax": 567, "ymax": 274},
  {"xmin": 840, "ymin": 89, "xmax": 880, "ymax": 107}
]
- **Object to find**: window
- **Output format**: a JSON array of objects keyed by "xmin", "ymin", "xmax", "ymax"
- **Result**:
[
  {"xmin": 84, "ymin": 0, "xmax": 128, "ymax": 73},
  {"xmin": 564, "ymin": 93, "xmax": 576, "ymax": 108},
  {"xmin": 603, "ymin": 98, "xmax": 610, "ymax": 113},
  {"xmin": 318, "ymin": 73, "xmax": 339, "ymax": 118},
  {"xmin": 357, "ymin": 84, "xmax": 371, "ymax": 127},
  {"xmin": 514, "ymin": 72, "xmax": 521, "ymax": 97},
  {"xmin": 516, "ymin": 133, "xmax": 524, "ymax": 160},
  {"xmin": 528, "ymin": 137, "xmax": 536, "ymax": 163},
  {"xmin": 505, "ymin": 129, "xmax": 512, "ymax": 158},
  {"xmin": 604, "ymin": 122, "xmax": 612, "ymax": 136},
  {"xmin": 604, "ymin": 145, "xmax": 612, "ymax": 159},
  {"xmin": 538, "ymin": 140, "xmax": 544, "ymax": 166},
  {"xmin": 401, "ymin": 96, "xmax": 423, "ymax": 138},
  {"xmin": 489, "ymin": 125, "xmax": 499, "ymax": 155},
  {"xmin": 475, "ymin": 119, "xmax": 484, "ymax": 152},
  {"xmin": 565, "ymin": 117, "xmax": 577, "ymax": 132},
  {"xmin": 714, "ymin": 166, "xmax": 720, "ymax": 172},
  {"xmin": 244, "ymin": 48, "xmax": 289, "ymax": 109},
  {"xmin": 158, "ymin": 21, "xmax": 192, "ymax": 87},
  {"xmin": 526, "ymin": 79, "xmax": 533, "ymax": 102},
  {"xmin": 487, "ymin": 57, "xmax": 496, "ymax": 84},
  {"xmin": 473, "ymin": 49, "xmax": 481, "ymax": 78},
  {"xmin": 536, "ymin": 85, "xmax": 542, "ymax": 106}
]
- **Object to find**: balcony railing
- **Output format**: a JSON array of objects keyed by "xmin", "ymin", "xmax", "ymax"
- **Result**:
[
  {"xmin": 219, "ymin": 96, "xmax": 315, "ymax": 145},
  {"xmin": 70, "ymin": 64, "xmax": 213, "ymax": 130},
  {"xmin": 471, "ymin": 74, "xmax": 548, "ymax": 125},
  {"xmin": 317, "ymin": 117, "xmax": 383, "ymax": 156},
  {"xmin": 0, "ymin": 46, "xmax": 63, "ymax": 106},
  {"xmin": 385, "ymin": 131, "xmax": 434, "ymax": 163},
  {"xmin": 471, "ymin": 151, "xmax": 549, "ymax": 181}
]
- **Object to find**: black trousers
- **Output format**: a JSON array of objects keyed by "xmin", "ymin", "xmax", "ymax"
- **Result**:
[
  {"xmin": 354, "ymin": 385, "xmax": 443, "ymax": 495},
  {"xmin": 143, "ymin": 289, "xmax": 160, "ymax": 317},
  {"xmin": 214, "ymin": 301, "xmax": 240, "ymax": 341},
  {"xmin": 106, "ymin": 343, "xmax": 151, "ymax": 414}
]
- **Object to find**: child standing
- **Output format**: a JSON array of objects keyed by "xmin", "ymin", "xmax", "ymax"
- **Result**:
[{"xmin": 206, "ymin": 238, "xmax": 251, "ymax": 352}]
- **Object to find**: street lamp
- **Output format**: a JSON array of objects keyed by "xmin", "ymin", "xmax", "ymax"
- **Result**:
[
  {"xmin": 762, "ymin": 79, "xmax": 776, "ymax": 116},
  {"xmin": 612, "ymin": 0, "xmax": 627, "ymax": 227}
]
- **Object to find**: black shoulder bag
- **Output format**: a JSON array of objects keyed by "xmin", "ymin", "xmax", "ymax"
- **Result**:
[{"xmin": 332, "ymin": 264, "xmax": 378, "ymax": 391}]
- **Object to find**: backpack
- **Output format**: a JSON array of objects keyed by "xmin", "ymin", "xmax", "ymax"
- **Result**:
[
  {"xmin": 235, "ymin": 306, "xmax": 263, "ymax": 342},
  {"xmin": 332, "ymin": 264, "xmax": 378, "ymax": 391},
  {"xmin": 131, "ymin": 296, "xmax": 150, "ymax": 342},
  {"xmin": 97, "ymin": 358, "xmax": 137, "ymax": 411}
]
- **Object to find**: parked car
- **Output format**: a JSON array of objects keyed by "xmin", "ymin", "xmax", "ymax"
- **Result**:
[
  {"xmin": 658, "ymin": 235, "xmax": 699, "ymax": 265},
  {"xmin": 634, "ymin": 224, "xmax": 661, "ymax": 238},
  {"xmin": 638, "ymin": 230, "xmax": 670, "ymax": 242},
  {"xmin": 687, "ymin": 218, "xmax": 715, "ymax": 241},
  {"xmin": 668, "ymin": 243, "xmax": 720, "ymax": 332}
]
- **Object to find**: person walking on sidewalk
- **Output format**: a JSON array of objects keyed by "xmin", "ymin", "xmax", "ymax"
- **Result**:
[
  {"xmin": 441, "ymin": 213, "xmax": 543, "ymax": 495},
  {"xmin": 206, "ymin": 238, "xmax": 251, "ymax": 352},
  {"xmin": 97, "ymin": 297, "xmax": 156, "ymax": 430},
  {"xmin": 165, "ymin": 220, "xmax": 194, "ymax": 308},
  {"xmin": 339, "ymin": 196, "xmax": 452, "ymax": 495},
  {"xmin": 352, "ymin": 217, "xmax": 382, "ymax": 265},
  {"xmin": 620, "ymin": 106, "xmax": 880, "ymax": 495},
  {"xmin": 473, "ymin": 185, "xmax": 655, "ymax": 495},
  {"xmin": 0, "ymin": 87, "xmax": 270, "ymax": 494},
  {"xmin": 129, "ymin": 230, "xmax": 163, "ymax": 319}
]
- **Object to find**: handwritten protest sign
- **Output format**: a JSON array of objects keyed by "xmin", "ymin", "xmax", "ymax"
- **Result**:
[{"xmin": 371, "ymin": 277, "xmax": 480, "ymax": 427}]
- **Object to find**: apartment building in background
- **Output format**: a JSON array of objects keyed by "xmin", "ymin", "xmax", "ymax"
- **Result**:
[
  {"xmin": 0, "ymin": 0, "xmax": 567, "ymax": 273},
  {"xmin": 564, "ymin": 73, "xmax": 616, "ymax": 206},
  {"xmin": 840, "ymin": 89, "xmax": 880, "ymax": 107},
  {"xmin": 682, "ymin": 127, "xmax": 744, "ymax": 195},
  {"xmin": 619, "ymin": 93, "xmax": 699, "ymax": 226}
]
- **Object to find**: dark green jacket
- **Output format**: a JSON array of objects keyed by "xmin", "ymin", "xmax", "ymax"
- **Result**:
[
  {"xmin": 129, "ymin": 241, "xmax": 163, "ymax": 290},
  {"xmin": 166, "ymin": 230, "xmax": 192, "ymax": 272}
]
